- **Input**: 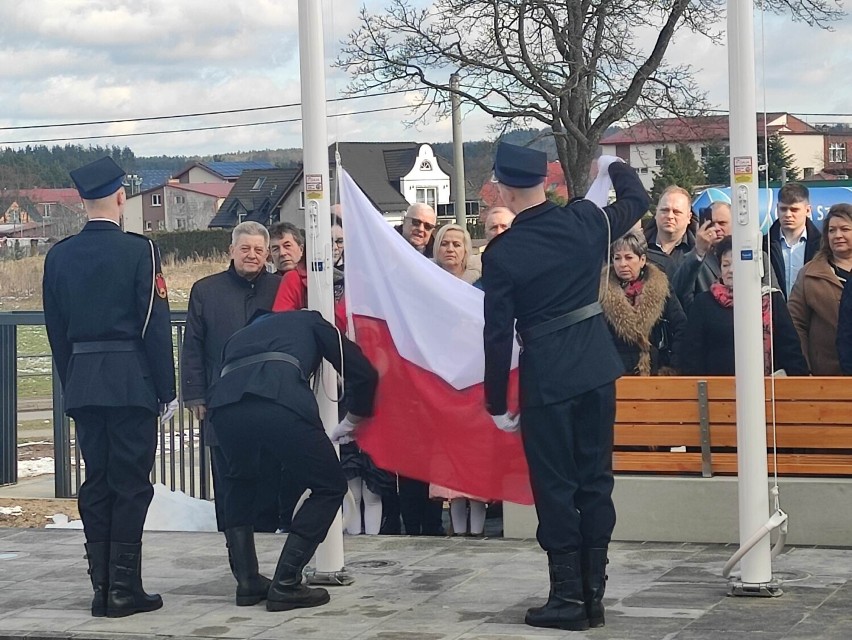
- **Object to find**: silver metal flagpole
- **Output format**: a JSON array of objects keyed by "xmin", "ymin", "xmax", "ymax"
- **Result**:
[
  {"xmin": 726, "ymin": 0, "xmax": 781, "ymax": 597},
  {"xmin": 298, "ymin": 0, "xmax": 351, "ymax": 585}
]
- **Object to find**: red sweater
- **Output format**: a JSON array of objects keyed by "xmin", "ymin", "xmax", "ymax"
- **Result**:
[{"xmin": 272, "ymin": 264, "xmax": 348, "ymax": 331}]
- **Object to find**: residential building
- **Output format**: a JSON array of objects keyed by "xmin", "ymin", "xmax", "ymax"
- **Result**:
[
  {"xmin": 125, "ymin": 182, "xmax": 233, "ymax": 232},
  {"xmin": 209, "ymin": 168, "xmax": 301, "ymax": 228},
  {"xmin": 599, "ymin": 113, "xmax": 828, "ymax": 189},
  {"xmin": 171, "ymin": 160, "xmax": 276, "ymax": 184}
]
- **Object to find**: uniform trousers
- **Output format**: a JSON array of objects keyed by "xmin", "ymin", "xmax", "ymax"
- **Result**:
[
  {"xmin": 398, "ymin": 476, "xmax": 444, "ymax": 536},
  {"xmin": 72, "ymin": 406, "xmax": 157, "ymax": 544},
  {"xmin": 210, "ymin": 442, "xmax": 281, "ymax": 533},
  {"xmin": 520, "ymin": 382, "xmax": 617, "ymax": 554},
  {"xmin": 211, "ymin": 396, "xmax": 347, "ymax": 543}
]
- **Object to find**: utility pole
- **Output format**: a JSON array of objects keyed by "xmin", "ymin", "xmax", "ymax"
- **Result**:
[
  {"xmin": 450, "ymin": 73, "xmax": 466, "ymax": 227},
  {"xmin": 727, "ymin": 0, "xmax": 782, "ymax": 597},
  {"xmin": 298, "ymin": 0, "xmax": 351, "ymax": 586}
]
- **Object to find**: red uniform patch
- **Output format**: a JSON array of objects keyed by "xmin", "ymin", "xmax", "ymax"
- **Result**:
[{"xmin": 155, "ymin": 273, "xmax": 168, "ymax": 299}]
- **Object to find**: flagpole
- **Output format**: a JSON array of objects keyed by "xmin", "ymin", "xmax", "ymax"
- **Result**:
[
  {"xmin": 727, "ymin": 0, "xmax": 781, "ymax": 597},
  {"xmin": 298, "ymin": 0, "xmax": 351, "ymax": 585}
]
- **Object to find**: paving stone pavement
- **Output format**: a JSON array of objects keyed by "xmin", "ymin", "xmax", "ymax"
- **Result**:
[{"xmin": 0, "ymin": 529, "xmax": 849, "ymax": 640}]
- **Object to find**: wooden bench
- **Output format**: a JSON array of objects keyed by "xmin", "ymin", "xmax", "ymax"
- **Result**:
[{"xmin": 613, "ymin": 377, "xmax": 852, "ymax": 477}]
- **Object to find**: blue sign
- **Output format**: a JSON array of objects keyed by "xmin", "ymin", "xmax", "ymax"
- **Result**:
[{"xmin": 692, "ymin": 186, "xmax": 852, "ymax": 233}]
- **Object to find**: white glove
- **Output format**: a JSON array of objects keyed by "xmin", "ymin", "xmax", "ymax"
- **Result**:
[
  {"xmin": 491, "ymin": 412, "xmax": 520, "ymax": 433},
  {"xmin": 330, "ymin": 415, "xmax": 359, "ymax": 444},
  {"xmin": 160, "ymin": 399, "xmax": 179, "ymax": 425}
]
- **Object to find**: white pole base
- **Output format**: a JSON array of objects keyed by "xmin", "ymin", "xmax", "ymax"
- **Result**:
[{"xmin": 304, "ymin": 567, "xmax": 355, "ymax": 586}]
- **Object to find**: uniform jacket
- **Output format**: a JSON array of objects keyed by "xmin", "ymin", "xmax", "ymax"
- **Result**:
[
  {"xmin": 181, "ymin": 263, "xmax": 281, "ymax": 405},
  {"xmin": 681, "ymin": 289, "xmax": 809, "ymax": 376},
  {"xmin": 208, "ymin": 310, "xmax": 378, "ymax": 426},
  {"xmin": 600, "ymin": 262, "xmax": 686, "ymax": 375},
  {"xmin": 787, "ymin": 253, "xmax": 843, "ymax": 375},
  {"xmin": 482, "ymin": 162, "xmax": 651, "ymax": 414},
  {"xmin": 764, "ymin": 218, "xmax": 822, "ymax": 298},
  {"xmin": 42, "ymin": 219, "xmax": 176, "ymax": 414},
  {"xmin": 837, "ymin": 278, "xmax": 852, "ymax": 374}
]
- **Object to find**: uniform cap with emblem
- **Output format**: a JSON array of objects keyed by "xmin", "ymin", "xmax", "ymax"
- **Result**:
[
  {"xmin": 69, "ymin": 156, "xmax": 126, "ymax": 200},
  {"xmin": 492, "ymin": 142, "xmax": 548, "ymax": 188}
]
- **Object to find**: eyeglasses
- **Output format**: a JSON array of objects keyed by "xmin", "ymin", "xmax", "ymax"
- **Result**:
[
  {"xmin": 333, "ymin": 238, "xmax": 344, "ymax": 245},
  {"xmin": 406, "ymin": 217, "xmax": 436, "ymax": 232}
]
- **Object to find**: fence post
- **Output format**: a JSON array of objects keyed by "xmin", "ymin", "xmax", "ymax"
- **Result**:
[
  {"xmin": 52, "ymin": 361, "xmax": 73, "ymax": 498},
  {"xmin": 0, "ymin": 322, "xmax": 17, "ymax": 486}
]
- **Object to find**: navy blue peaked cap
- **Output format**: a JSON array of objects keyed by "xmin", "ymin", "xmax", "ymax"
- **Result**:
[
  {"xmin": 492, "ymin": 142, "xmax": 547, "ymax": 188},
  {"xmin": 70, "ymin": 156, "xmax": 126, "ymax": 200}
]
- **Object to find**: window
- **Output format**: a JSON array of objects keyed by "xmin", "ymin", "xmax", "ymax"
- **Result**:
[
  {"xmin": 151, "ymin": 193, "xmax": 162, "ymax": 207},
  {"xmin": 238, "ymin": 213, "xmax": 246, "ymax": 224},
  {"xmin": 157, "ymin": 221, "xmax": 165, "ymax": 231},
  {"xmin": 654, "ymin": 148, "xmax": 665, "ymax": 165},
  {"xmin": 251, "ymin": 177, "xmax": 266, "ymax": 191},
  {"xmin": 419, "ymin": 160, "xmax": 433, "ymax": 171},
  {"xmin": 829, "ymin": 142, "xmax": 847, "ymax": 163},
  {"xmin": 639, "ymin": 167, "xmax": 649, "ymax": 174},
  {"xmin": 415, "ymin": 187, "xmax": 437, "ymax": 209},
  {"xmin": 145, "ymin": 221, "xmax": 152, "ymax": 231},
  {"xmin": 176, "ymin": 219, "xmax": 187, "ymax": 230},
  {"xmin": 174, "ymin": 195, "xmax": 186, "ymax": 204},
  {"xmin": 299, "ymin": 191, "xmax": 305, "ymax": 210}
]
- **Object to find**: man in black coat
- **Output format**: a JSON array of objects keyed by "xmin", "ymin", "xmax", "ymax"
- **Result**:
[
  {"xmin": 763, "ymin": 183, "xmax": 821, "ymax": 298},
  {"xmin": 207, "ymin": 310, "xmax": 378, "ymax": 612},
  {"xmin": 43, "ymin": 157, "xmax": 176, "ymax": 619},
  {"xmin": 181, "ymin": 221, "xmax": 282, "ymax": 533},
  {"xmin": 482, "ymin": 144, "xmax": 650, "ymax": 631}
]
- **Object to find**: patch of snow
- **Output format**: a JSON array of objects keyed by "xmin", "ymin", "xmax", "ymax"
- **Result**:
[
  {"xmin": 45, "ymin": 483, "xmax": 217, "ymax": 532},
  {"xmin": 18, "ymin": 457, "xmax": 55, "ymax": 478},
  {"xmin": 0, "ymin": 506, "xmax": 23, "ymax": 517}
]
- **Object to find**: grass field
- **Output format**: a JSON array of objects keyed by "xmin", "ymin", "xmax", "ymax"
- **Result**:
[{"xmin": 2, "ymin": 254, "xmax": 230, "ymax": 400}]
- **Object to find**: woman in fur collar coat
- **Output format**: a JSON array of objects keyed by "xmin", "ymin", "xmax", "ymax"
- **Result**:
[{"xmin": 600, "ymin": 230, "xmax": 687, "ymax": 375}]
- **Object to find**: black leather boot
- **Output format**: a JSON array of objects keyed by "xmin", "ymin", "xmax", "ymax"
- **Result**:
[
  {"xmin": 524, "ymin": 551, "xmax": 590, "ymax": 631},
  {"xmin": 224, "ymin": 526, "xmax": 272, "ymax": 606},
  {"xmin": 266, "ymin": 533, "xmax": 330, "ymax": 612},
  {"xmin": 84, "ymin": 542, "xmax": 109, "ymax": 617},
  {"xmin": 582, "ymin": 547, "xmax": 609, "ymax": 628},
  {"xmin": 106, "ymin": 542, "xmax": 163, "ymax": 618}
]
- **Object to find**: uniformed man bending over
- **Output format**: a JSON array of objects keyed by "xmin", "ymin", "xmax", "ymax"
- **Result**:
[
  {"xmin": 207, "ymin": 309, "xmax": 377, "ymax": 611},
  {"xmin": 482, "ymin": 144, "xmax": 650, "ymax": 631},
  {"xmin": 42, "ymin": 157, "xmax": 177, "ymax": 618}
]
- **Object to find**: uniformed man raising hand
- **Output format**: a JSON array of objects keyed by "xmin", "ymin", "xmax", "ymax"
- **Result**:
[{"xmin": 43, "ymin": 157, "xmax": 176, "ymax": 619}]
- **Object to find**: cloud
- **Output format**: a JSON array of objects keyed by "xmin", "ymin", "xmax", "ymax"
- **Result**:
[{"xmin": 0, "ymin": 1, "xmax": 848, "ymax": 157}]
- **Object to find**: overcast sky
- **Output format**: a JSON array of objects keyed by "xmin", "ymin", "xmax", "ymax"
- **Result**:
[{"xmin": 1, "ymin": 1, "xmax": 850, "ymax": 158}]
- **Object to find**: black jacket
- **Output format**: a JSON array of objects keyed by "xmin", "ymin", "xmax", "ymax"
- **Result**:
[
  {"xmin": 764, "ymin": 218, "xmax": 822, "ymax": 298},
  {"xmin": 181, "ymin": 264, "xmax": 281, "ymax": 405},
  {"xmin": 838, "ymin": 278, "xmax": 852, "ymax": 375},
  {"xmin": 208, "ymin": 310, "xmax": 378, "ymax": 425},
  {"xmin": 681, "ymin": 289, "xmax": 809, "ymax": 376},
  {"xmin": 482, "ymin": 162, "xmax": 651, "ymax": 414},
  {"xmin": 43, "ymin": 220, "xmax": 176, "ymax": 414},
  {"xmin": 644, "ymin": 225, "xmax": 696, "ymax": 280}
]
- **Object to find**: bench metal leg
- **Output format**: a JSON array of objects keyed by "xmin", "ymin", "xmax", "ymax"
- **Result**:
[{"xmin": 697, "ymin": 380, "xmax": 713, "ymax": 478}]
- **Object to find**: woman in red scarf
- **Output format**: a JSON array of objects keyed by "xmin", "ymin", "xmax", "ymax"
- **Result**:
[
  {"xmin": 682, "ymin": 236, "xmax": 809, "ymax": 376},
  {"xmin": 600, "ymin": 230, "xmax": 686, "ymax": 375}
]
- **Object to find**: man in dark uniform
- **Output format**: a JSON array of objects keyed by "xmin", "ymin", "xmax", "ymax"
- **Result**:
[
  {"xmin": 206, "ymin": 310, "xmax": 378, "ymax": 612},
  {"xmin": 482, "ymin": 144, "xmax": 650, "ymax": 631},
  {"xmin": 42, "ymin": 156, "xmax": 176, "ymax": 619},
  {"xmin": 181, "ymin": 221, "xmax": 282, "ymax": 534}
]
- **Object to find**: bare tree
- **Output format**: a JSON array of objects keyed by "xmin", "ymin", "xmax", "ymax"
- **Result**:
[{"xmin": 337, "ymin": 0, "xmax": 843, "ymax": 194}]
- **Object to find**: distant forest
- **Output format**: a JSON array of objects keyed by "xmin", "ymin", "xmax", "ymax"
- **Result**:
[{"xmin": 0, "ymin": 127, "xmax": 614, "ymax": 193}]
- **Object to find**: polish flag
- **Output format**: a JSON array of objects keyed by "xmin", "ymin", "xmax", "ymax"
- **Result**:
[{"xmin": 339, "ymin": 169, "xmax": 532, "ymax": 504}]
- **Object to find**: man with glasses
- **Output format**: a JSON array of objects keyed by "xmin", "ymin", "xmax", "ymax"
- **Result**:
[{"xmin": 398, "ymin": 203, "xmax": 437, "ymax": 258}]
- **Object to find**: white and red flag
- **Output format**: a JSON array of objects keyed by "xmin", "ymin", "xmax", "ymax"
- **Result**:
[{"xmin": 339, "ymin": 169, "xmax": 532, "ymax": 504}]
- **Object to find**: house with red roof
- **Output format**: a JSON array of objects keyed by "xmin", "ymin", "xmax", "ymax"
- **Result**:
[
  {"xmin": 125, "ymin": 181, "xmax": 233, "ymax": 232},
  {"xmin": 599, "ymin": 113, "xmax": 829, "ymax": 189}
]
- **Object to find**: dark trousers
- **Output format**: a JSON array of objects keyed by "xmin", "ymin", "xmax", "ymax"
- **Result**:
[
  {"xmin": 210, "ymin": 432, "xmax": 281, "ymax": 533},
  {"xmin": 521, "ymin": 383, "xmax": 617, "ymax": 554},
  {"xmin": 211, "ymin": 397, "xmax": 347, "ymax": 543},
  {"xmin": 398, "ymin": 476, "xmax": 444, "ymax": 536},
  {"xmin": 72, "ymin": 406, "xmax": 157, "ymax": 544}
]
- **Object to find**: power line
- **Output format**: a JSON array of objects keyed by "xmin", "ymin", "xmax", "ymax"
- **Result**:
[
  {"xmin": 0, "ymin": 89, "xmax": 414, "ymax": 132},
  {"xmin": 0, "ymin": 105, "xmax": 413, "ymax": 145}
]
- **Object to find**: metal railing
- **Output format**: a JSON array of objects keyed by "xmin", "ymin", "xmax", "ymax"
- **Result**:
[{"xmin": 0, "ymin": 311, "xmax": 210, "ymax": 499}]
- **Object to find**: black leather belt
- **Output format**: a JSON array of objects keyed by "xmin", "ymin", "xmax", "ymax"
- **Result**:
[
  {"xmin": 72, "ymin": 340, "xmax": 142, "ymax": 354},
  {"xmin": 220, "ymin": 351, "xmax": 305, "ymax": 380},
  {"xmin": 517, "ymin": 301, "xmax": 603, "ymax": 347}
]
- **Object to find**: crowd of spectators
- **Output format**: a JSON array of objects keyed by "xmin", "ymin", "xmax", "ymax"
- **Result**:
[{"xmin": 185, "ymin": 180, "xmax": 849, "ymax": 537}]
